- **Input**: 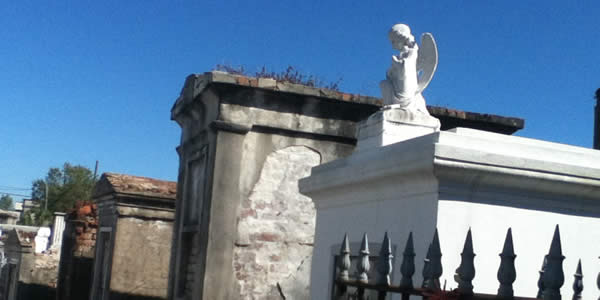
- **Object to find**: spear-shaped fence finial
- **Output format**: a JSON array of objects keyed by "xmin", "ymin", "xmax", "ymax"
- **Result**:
[
  {"xmin": 335, "ymin": 233, "xmax": 351, "ymax": 299},
  {"xmin": 455, "ymin": 228, "xmax": 476, "ymax": 295},
  {"xmin": 357, "ymin": 233, "xmax": 370, "ymax": 284},
  {"xmin": 423, "ymin": 229, "xmax": 442, "ymax": 290},
  {"xmin": 338, "ymin": 233, "xmax": 351, "ymax": 281},
  {"xmin": 497, "ymin": 228, "xmax": 516, "ymax": 298},
  {"xmin": 376, "ymin": 232, "xmax": 393, "ymax": 300},
  {"xmin": 537, "ymin": 255, "xmax": 548, "ymax": 299},
  {"xmin": 572, "ymin": 259, "xmax": 583, "ymax": 300},
  {"xmin": 542, "ymin": 225, "xmax": 565, "ymax": 300},
  {"xmin": 377, "ymin": 232, "xmax": 393, "ymax": 286},
  {"xmin": 399, "ymin": 232, "xmax": 415, "ymax": 289}
]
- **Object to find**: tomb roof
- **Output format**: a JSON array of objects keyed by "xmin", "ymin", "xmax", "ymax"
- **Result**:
[
  {"xmin": 0, "ymin": 209, "xmax": 20, "ymax": 219},
  {"xmin": 94, "ymin": 173, "xmax": 176, "ymax": 200},
  {"xmin": 173, "ymin": 71, "xmax": 524, "ymax": 135}
]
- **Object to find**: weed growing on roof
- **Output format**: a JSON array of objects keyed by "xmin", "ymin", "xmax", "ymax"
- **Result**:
[{"xmin": 214, "ymin": 64, "xmax": 342, "ymax": 91}]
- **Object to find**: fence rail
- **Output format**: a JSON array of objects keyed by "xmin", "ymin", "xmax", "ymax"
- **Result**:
[{"xmin": 333, "ymin": 226, "xmax": 592, "ymax": 300}]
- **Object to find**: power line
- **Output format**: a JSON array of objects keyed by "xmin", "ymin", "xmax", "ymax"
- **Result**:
[{"xmin": 0, "ymin": 185, "xmax": 31, "ymax": 191}]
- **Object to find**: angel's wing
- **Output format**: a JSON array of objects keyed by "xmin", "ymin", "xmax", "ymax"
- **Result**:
[{"xmin": 416, "ymin": 33, "xmax": 438, "ymax": 94}]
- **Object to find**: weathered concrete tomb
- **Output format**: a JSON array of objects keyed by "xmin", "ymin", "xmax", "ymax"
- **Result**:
[
  {"xmin": 168, "ymin": 71, "xmax": 524, "ymax": 300},
  {"xmin": 1, "ymin": 226, "xmax": 58, "ymax": 300},
  {"xmin": 90, "ymin": 173, "xmax": 176, "ymax": 300},
  {"xmin": 0, "ymin": 210, "xmax": 20, "ymax": 226},
  {"xmin": 56, "ymin": 202, "xmax": 98, "ymax": 300}
]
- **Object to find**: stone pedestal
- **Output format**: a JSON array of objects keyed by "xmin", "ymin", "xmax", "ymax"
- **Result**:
[
  {"xmin": 355, "ymin": 106, "xmax": 440, "ymax": 151},
  {"xmin": 300, "ymin": 127, "xmax": 600, "ymax": 300}
]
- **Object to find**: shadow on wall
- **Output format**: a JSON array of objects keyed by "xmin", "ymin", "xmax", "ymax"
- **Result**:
[
  {"xmin": 56, "ymin": 256, "xmax": 94, "ymax": 300},
  {"xmin": 17, "ymin": 283, "xmax": 56, "ymax": 300}
]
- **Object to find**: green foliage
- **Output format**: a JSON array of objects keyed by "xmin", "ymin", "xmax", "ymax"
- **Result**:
[
  {"xmin": 0, "ymin": 194, "xmax": 13, "ymax": 210},
  {"xmin": 22, "ymin": 207, "xmax": 53, "ymax": 227},
  {"xmin": 22, "ymin": 210, "xmax": 35, "ymax": 225},
  {"xmin": 23, "ymin": 162, "xmax": 96, "ymax": 226},
  {"xmin": 214, "ymin": 64, "xmax": 343, "ymax": 91}
]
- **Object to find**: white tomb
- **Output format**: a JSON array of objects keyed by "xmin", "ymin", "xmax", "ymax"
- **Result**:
[
  {"xmin": 299, "ymin": 23, "xmax": 600, "ymax": 300},
  {"xmin": 300, "ymin": 127, "xmax": 600, "ymax": 299}
]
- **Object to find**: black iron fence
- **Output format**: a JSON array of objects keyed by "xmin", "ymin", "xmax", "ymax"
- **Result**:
[{"xmin": 334, "ymin": 226, "xmax": 589, "ymax": 300}]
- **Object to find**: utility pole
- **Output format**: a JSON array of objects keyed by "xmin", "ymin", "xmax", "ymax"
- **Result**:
[
  {"xmin": 44, "ymin": 179, "xmax": 48, "ymax": 211},
  {"xmin": 595, "ymin": 88, "xmax": 600, "ymax": 150},
  {"xmin": 93, "ymin": 160, "xmax": 99, "ymax": 180}
]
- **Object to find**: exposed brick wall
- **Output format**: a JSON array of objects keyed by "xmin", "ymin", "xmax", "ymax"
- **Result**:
[
  {"xmin": 56, "ymin": 203, "xmax": 97, "ymax": 300},
  {"xmin": 72, "ymin": 204, "xmax": 98, "ymax": 258},
  {"xmin": 234, "ymin": 146, "xmax": 320, "ymax": 299}
]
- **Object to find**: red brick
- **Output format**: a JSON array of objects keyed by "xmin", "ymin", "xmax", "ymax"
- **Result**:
[
  {"xmin": 269, "ymin": 255, "xmax": 281, "ymax": 262},
  {"xmin": 237, "ymin": 77, "xmax": 250, "ymax": 86},
  {"xmin": 255, "ymin": 232, "xmax": 279, "ymax": 242},
  {"xmin": 249, "ymin": 78, "xmax": 258, "ymax": 87},
  {"xmin": 78, "ymin": 205, "xmax": 92, "ymax": 216},
  {"xmin": 240, "ymin": 209, "xmax": 256, "ymax": 218},
  {"xmin": 236, "ymin": 272, "xmax": 248, "ymax": 280}
]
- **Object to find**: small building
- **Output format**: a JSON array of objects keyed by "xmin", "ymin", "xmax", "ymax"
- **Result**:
[
  {"xmin": 2, "ymin": 227, "xmax": 35, "ymax": 300},
  {"xmin": 89, "ymin": 173, "xmax": 176, "ymax": 300},
  {"xmin": 55, "ymin": 203, "xmax": 98, "ymax": 300},
  {"xmin": 16, "ymin": 200, "xmax": 40, "ymax": 223},
  {"xmin": 0, "ymin": 226, "xmax": 57, "ymax": 300},
  {"xmin": 0, "ymin": 210, "xmax": 19, "ymax": 226}
]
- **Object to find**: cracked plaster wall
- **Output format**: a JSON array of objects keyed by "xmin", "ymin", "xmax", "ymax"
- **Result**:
[{"xmin": 234, "ymin": 146, "xmax": 320, "ymax": 300}]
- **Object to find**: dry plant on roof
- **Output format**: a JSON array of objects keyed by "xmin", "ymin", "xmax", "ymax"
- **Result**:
[{"xmin": 214, "ymin": 64, "xmax": 342, "ymax": 91}]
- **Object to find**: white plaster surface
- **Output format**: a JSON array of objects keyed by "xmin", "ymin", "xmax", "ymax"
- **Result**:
[
  {"xmin": 34, "ymin": 227, "xmax": 51, "ymax": 254},
  {"xmin": 355, "ymin": 107, "xmax": 440, "ymax": 152},
  {"xmin": 51, "ymin": 213, "xmax": 66, "ymax": 250},
  {"xmin": 310, "ymin": 193, "xmax": 439, "ymax": 299},
  {"xmin": 300, "ymin": 127, "xmax": 600, "ymax": 299},
  {"xmin": 437, "ymin": 200, "xmax": 600, "ymax": 300},
  {"xmin": 219, "ymin": 103, "xmax": 357, "ymax": 138}
]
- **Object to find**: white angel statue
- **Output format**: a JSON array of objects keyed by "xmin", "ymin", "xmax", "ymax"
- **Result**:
[{"xmin": 380, "ymin": 24, "xmax": 438, "ymax": 114}]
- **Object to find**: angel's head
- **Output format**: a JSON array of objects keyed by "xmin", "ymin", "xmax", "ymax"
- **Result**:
[{"xmin": 388, "ymin": 24, "xmax": 415, "ymax": 51}]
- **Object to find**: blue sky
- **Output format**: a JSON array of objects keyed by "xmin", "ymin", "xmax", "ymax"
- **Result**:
[{"xmin": 1, "ymin": 1, "xmax": 599, "ymax": 201}]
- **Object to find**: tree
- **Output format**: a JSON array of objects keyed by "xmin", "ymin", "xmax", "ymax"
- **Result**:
[
  {"xmin": 0, "ymin": 195, "xmax": 13, "ymax": 210},
  {"xmin": 23, "ymin": 162, "xmax": 96, "ymax": 226}
]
